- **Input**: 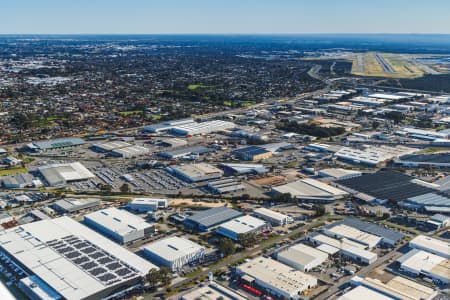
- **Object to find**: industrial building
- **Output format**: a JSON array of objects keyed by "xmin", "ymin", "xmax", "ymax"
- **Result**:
[
  {"xmin": 318, "ymin": 168, "xmax": 362, "ymax": 181},
  {"xmin": 38, "ymin": 162, "xmax": 96, "ymax": 186},
  {"xmin": 143, "ymin": 118, "xmax": 195, "ymax": 133},
  {"xmin": 158, "ymin": 145, "xmax": 214, "ymax": 159},
  {"xmin": 397, "ymin": 249, "xmax": 449, "ymax": 284},
  {"xmin": 158, "ymin": 138, "xmax": 188, "ymax": 148},
  {"xmin": 220, "ymin": 163, "xmax": 268, "ymax": 175},
  {"xmin": 232, "ymin": 146, "xmax": 273, "ymax": 161},
  {"xmin": 111, "ymin": 145, "xmax": 151, "ymax": 158},
  {"xmin": 323, "ymin": 224, "xmax": 381, "ymax": 249},
  {"xmin": 272, "ymin": 178, "xmax": 348, "ymax": 203},
  {"xmin": 170, "ymin": 120, "xmax": 235, "ymax": 136},
  {"xmin": 207, "ymin": 178, "xmax": 245, "ymax": 194},
  {"xmin": 127, "ymin": 198, "xmax": 168, "ymax": 212},
  {"xmin": 26, "ymin": 137, "xmax": 85, "ymax": 152},
  {"xmin": 253, "ymin": 207, "xmax": 293, "ymax": 226},
  {"xmin": 167, "ymin": 163, "xmax": 223, "ymax": 182},
  {"xmin": 339, "ymin": 276, "xmax": 438, "ymax": 300},
  {"xmin": 399, "ymin": 193, "xmax": 450, "ymax": 213},
  {"xmin": 183, "ymin": 206, "xmax": 243, "ymax": 231},
  {"xmin": 334, "ymin": 145, "xmax": 415, "ymax": 166},
  {"xmin": 1, "ymin": 173, "xmax": 42, "ymax": 188},
  {"xmin": 335, "ymin": 171, "xmax": 435, "ymax": 204},
  {"xmin": 83, "ymin": 207, "xmax": 154, "ymax": 244},
  {"xmin": 52, "ymin": 198, "xmax": 100, "ymax": 213},
  {"xmin": 409, "ymin": 235, "xmax": 450, "ymax": 259},
  {"xmin": 276, "ymin": 243, "xmax": 328, "ymax": 271},
  {"xmin": 180, "ymin": 282, "xmax": 247, "ymax": 300},
  {"xmin": 142, "ymin": 236, "xmax": 205, "ymax": 271},
  {"xmin": 309, "ymin": 234, "xmax": 377, "ymax": 264},
  {"xmin": 216, "ymin": 215, "xmax": 267, "ymax": 241},
  {"xmin": 0, "ymin": 216, "xmax": 157, "ymax": 300},
  {"xmin": 236, "ymin": 256, "xmax": 317, "ymax": 300},
  {"xmin": 91, "ymin": 141, "xmax": 132, "ymax": 152}
]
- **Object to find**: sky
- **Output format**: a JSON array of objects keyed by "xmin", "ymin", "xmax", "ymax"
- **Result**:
[{"xmin": 1, "ymin": 0, "xmax": 450, "ymax": 34}]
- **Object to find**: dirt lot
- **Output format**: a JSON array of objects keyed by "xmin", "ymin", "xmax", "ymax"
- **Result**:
[{"xmin": 169, "ymin": 198, "xmax": 227, "ymax": 208}]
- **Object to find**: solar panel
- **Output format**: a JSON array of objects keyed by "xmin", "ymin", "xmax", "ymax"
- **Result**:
[
  {"xmin": 81, "ymin": 247, "xmax": 96, "ymax": 254},
  {"xmin": 98, "ymin": 257, "xmax": 113, "ymax": 264},
  {"xmin": 66, "ymin": 251, "xmax": 82, "ymax": 259},
  {"xmin": 81, "ymin": 261, "xmax": 98, "ymax": 270},
  {"xmin": 89, "ymin": 267, "xmax": 107, "ymax": 276},
  {"xmin": 89, "ymin": 251, "xmax": 105, "ymax": 259},
  {"xmin": 73, "ymin": 257, "xmax": 89, "ymax": 264}
]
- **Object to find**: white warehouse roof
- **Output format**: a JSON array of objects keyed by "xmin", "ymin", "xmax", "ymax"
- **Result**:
[
  {"xmin": 273, "ymin": 178, "xmax": 347, "ymax": 201},
  {"xmin": 38, "ymin": 162, "xmax": 95, "ymax": 186},
  {"xmin": 142, "ymin": 236, "xmax": 204, "ymax": 264},
  {"xmin": 0, "ymin": 216, "xmax": 157, "ymax": 300},
  {"xmin": 409, "ymin": 235, "xmax": 450, "ymax": 258},
  {"xmin": 218, "ymin": 215, "xmax": 266, "ymax": 235}
]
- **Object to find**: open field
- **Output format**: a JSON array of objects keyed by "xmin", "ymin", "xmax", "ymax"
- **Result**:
[{"xmin": 0, "ymin": 167, "xmax": 27, "ymax": 176}]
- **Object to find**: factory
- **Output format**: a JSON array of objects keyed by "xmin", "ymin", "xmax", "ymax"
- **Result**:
[
  {"xmin": 0, "ymin": 216, "xmax": 157, "ymax": 300},
  {"xmin": 220, "ymin": 163, "xmax": 268, "ymax": 175},
  {"xmin": 52, "ymin": 198, "xmax": 100, "ymax": 213},
  {"xmin": 91, "ymin": 141, "xmax": 132, "ymax": 152},
  {"xmin": 142, "ymin": 236, "xmax": 205, "ymax": 271},
  {"xmin": 25, "ymin": 137, "xmax": 85, "ymax": 152},
  {"xmin": 216, "ymin": 215, "xmax": 267, "ymax": 241},
  {"xmin": 397, "ymin": 127, "xmax": 449, "ymax": 141},
  {"xmin": 408, "ymin": 235, "xmax": 450, "ymax": 259},
  {"xmin": 38, "ymin": 162, "xmax": 96, "ymax": 187},
  {"xmin": 232, "ymin": 146, "xmax": 273, "ymax": 161},
  {"xmin": 180, "ymin": 282, "xmax": 247, "ymax": 300},
  {"xmin": 323, "ymin": 224, "xmax": 381, "ymax": 249},
  {"xmin": 167, "ymin": 163, "xmax": 223, "ymax": 182},
  {"xmin": 111, "ymin": 145, "xmax": 151, "ymax": 158},
  {"xmin": 127, "ymin": 198, "xmax": 168, "ymax": 212},
  {"xmin": 83, "ymin": 207, "xmax": 154, "ymax": 244},
  {"xmin": 276, "ymin": 243, "xmax": 328, "ymax": 272},
  {"xmin": 158, "ymin": 138, "xmax": 188, "ymax": 148},
  {"xmin": 334, "ymin": 145, "xmax": 415, "ymax": 166},
  {"xmin": 339, "ymin": 276, "xmax": 438, "ymax": 300},
  {"xmin": 397, "ymin": 249, "xmax": 449, "ymax": 284},
  {"xmin": 309, "ymin": 233, "xmax": 377, "ymax": 265},
  {"xmin": 253, "ymin": 207, "xmax": 293, "ymax": 226},
  {"xmin": 1, "ymin": 173, "xmax": 42, "ymax": 189},
  {"xmin": 399, "ymin": 193, "xmax": 450, "ymax": 213},
  {"xmin": 272, "ymin": 178, "xmax": 348, "ymax": 203},
  {"xmin": 183, "ymin": 206, "xmax": 243, "ymax": 232},
  {"xmin": 143, "ymin": 118, "xmax": 195, "ymax": 133},
  {"xmin": 207, "ymin": 178, "xmax": 245, "ymax": 194},
  {"xmin": 318, "ymin": 168, "xmax": 362, "ymax": 181},
  {"xmin": 158, "ymin": 145, "xmax": 214, "ymax": 159},
  {"xmin": 144, "ymin": 119, "xmax": 235, "ymax": 136},
  {"xmin": 236, "ymin": 256, "xmax": 317, "ymax": 300}
]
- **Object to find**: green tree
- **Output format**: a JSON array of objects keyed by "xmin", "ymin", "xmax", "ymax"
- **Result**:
[
  {"xmin": 313, "ymin": 204, "xmax": 326, "ymax": 217},
  {"xmin": 218, "ymin": 238, "xmax": 236, "ymax": 256},
  {"xmin": 238, "ymin": 232, "xmax": 258, "ymax": 248},
  {"xmin": 119, "ymin": 183, "xmax": 130, "ymax": 193},
  {"xmin": 145, "ymin": 268, "xmax": 161, "ymax": 286}
]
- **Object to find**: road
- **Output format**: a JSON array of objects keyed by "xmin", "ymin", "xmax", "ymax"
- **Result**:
[{"xmin": 144, "ymin": 220, "xmax": 326, "ymax": 299}]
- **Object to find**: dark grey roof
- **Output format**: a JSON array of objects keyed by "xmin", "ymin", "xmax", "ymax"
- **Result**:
[
  {"xmin": 326, "ymin": 218, "xmax": 404, "ymax": 243},
  {"xmin": 233, "ymin": 146, "xmax": 270, "ymax": 156},
  {"xmin": 185, "ymin": 206, "xmax": 242, "ymax": 228}
]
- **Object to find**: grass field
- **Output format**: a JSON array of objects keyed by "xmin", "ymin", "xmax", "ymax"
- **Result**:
[
  {"xmin": 0, "ymin": 167, "xmax": 27, "ymax": 176},
  {"xmin": 118, "ymin": 110, "xmax": 143, "ymax": 116}
]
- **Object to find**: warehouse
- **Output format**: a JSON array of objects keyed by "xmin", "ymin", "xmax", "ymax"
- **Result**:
[
  {"xmin": 91, "ymin": 141, "xmax": 132, "ymax": 152},
  {"xmin": 127, "ymin": 198, "xmax": 168, "ymax": 212},
  {"xmin": 27, "ymin": 137, "xmax": 85, "ymax": 152},
  {"xmin": 170, "ymin": 120, "xmax": 236, "ymax": 136},
  {"xmin": 309, "ymin": 234, "xmax": 377, "ymax": 264},
  {"xmin": 323, "ymin": 224, "xmax": 381, "ymax": 249},
  {"xmin": 143, "ymin": 118, "xmax": 195, "ymax": 133},
  {"xmin": 207, "ymin": 178, "xmax": 245, "ymax": 194},
  {"xmin": 142, "ymin": 236, "xmax": 205, "ymax": 271},
  {"xmin": 52, "ymin": 198, "xmax": 100, "ymax": 213},
  {"xmin": 216, "ymin": 215, "xmax": 267, "ymax": 241},
  {"xmin": 84, "ymin": 207, "xmax": 154, "ymax": 244},
  {"xmin": 0, "ymin": 216, "xmax": 157, "ymax": 300},
  {"xmin": 158, "ymin": 138, "xmax": 188, "ymax": 148},
  {"xmin": 272, "ymin": 178, "xmax": 348, "ymax": 203},
  {"xmin": 397, "ymin": 249, "xmax": 449, "ymax": 284},
  {"xmin": 183, "ymin": 206, "xmax": 243, "ymax": 231},
  {"xmin": 111, "ymin": 145, "xmax": 151, "ymax": 158},
  {"xmin": 335, "ymin": 171, "xmax": 435, "ymax": 204},
  {"xmin": 345, "ymin": 275, "xmax": 438, "ymax": 300},
  {"xmin": 236, "ymin": 256, "xmax": 317, "ymax": 300},
  {"xmin": 334, "ymin": 145, "xmax": 415, "ymax": 166},
  {"xmin": 180, "ymin": 282, "xmax": 247, "ymax": 300},
  {"xmin": 158, "ymin": 145, "xmax": 214, "ymax": 159},
  {"xmin": 38, "ymin": 162, "xmax": 96, "ymax": 186},
  {"xmin": 168, "ymin": 163, "xmax": 223, "ymax": 182},
  {"xmin": 318, "ymin": 168, "xmax": 362, "ymax": 181},
  {"xmin": 233, "ymin": 146, "xmax": 273, "ymax": 161},
  {"xmin": 220, "ymin": 163, "xmax": 268, "ymax": 175},
  {"xmin": 409, "ymin": 235, "xmax": 450, "ymax": 258},
  {"xmin": 276, "ymin": 243, "xmax": 328, "ymax": 271},
  {"xmin": 253, "ymin": 207, "xmax": 293, "ymax": 226},
  {"xmin": 399, "ymin": 193, "xmax": 450, "ymax": 212}
]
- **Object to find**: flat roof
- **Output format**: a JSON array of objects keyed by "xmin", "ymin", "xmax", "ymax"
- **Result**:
[
  {"xmin": 170, "ymin": 163, "xmax": 223, "ymax": 178},
  {"xmin": 319, "ymin": 168, "xmax": 361, "ymax": 178},
  {"xmin": 142, "ymin": 236, "xmax": 204, "ymax": 262},
  {"xmin": 409, "ymin": 235, "xmax": 450, "ymax": 258},
  {"xmin": 338, "ymin": 285, "xmax": 392, "ymax": 300},
  {"xmin": 0, "ymin": 216, "xmax": 157, "ymax": 300},
  {"xmin": 277, "ymin": 243, "xmax": 328, "ymax": 266},
  {"xmin": 185, "ymin": 207, "xmax": 242, "ymax": 228},
  {"xmin": 273, "ymin": 178, "xmax": 347, "ymax": 199},
  {"xmin": 38, "ymin": 162, "xmax": 95, "ymax": 184},
  {"xmin": 334, "ymin": 218, "xmax": 404, "ymax": 244},
  {"xmin": 325, "ymin": 224, "xmax": 381, "ymax": 247},
  {"xmin": 33, "ymin": 137, "xmax": 85, "ymax": 150},
  {"xmin": 398, "ymin": 249, "xmax": 447, "ymax": 277},
  {"xmin": 53, "ymin": 198, "xmax": 100, "ymax": 212},
  {"xmin": 254, "ymin": 207, "xmax": 289, "ymax": 222},
  {"xmin": 180, "ymin": 283, "xmax": 247, "ymax": 300},
  {"xmin": 84, "ymin": 207, "xmax": 151, "ymax": 237},
  {"xmin": 237, "ymin": 256, "xmax": 317, "ymax": 295},
  {"xmin": 218, "ymin": 215, "xmax": 266, "ymax": 235}
]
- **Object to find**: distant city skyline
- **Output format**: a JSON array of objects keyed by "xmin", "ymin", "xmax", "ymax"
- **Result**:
[{"xmin": 1, "ymin": 0, "xmax": 450, "ymax": 34}]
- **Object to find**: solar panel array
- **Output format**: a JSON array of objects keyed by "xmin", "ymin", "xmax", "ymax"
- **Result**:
[
  {"xmin": 336, "ymin": 171, "xmax": 435, "ymax": 202},
  {"xmin": 47, "ymin": 235, "xmax": 139, "ymax": 286}
]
